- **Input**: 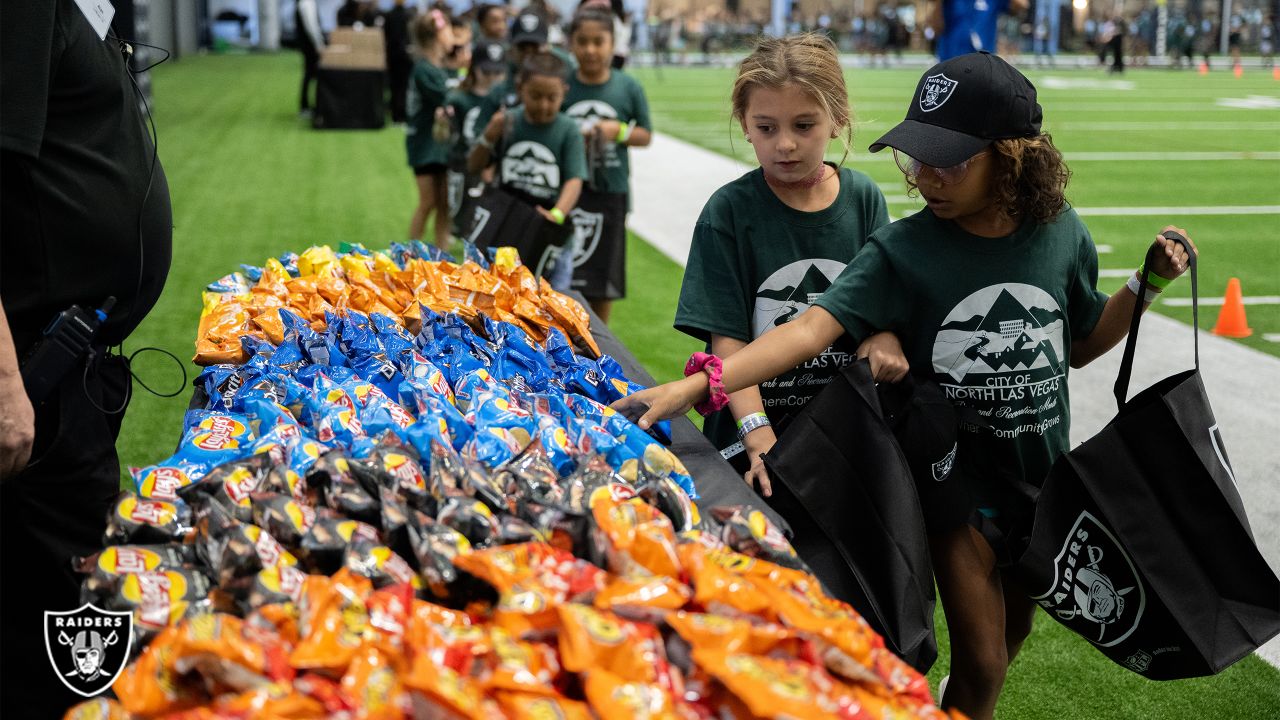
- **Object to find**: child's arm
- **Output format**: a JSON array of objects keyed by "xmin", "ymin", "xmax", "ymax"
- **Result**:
[
  {"xmin": 595, "ymin": 120, "xmax": 652, "ymax": 148},
  {"xmin": 1072, "ymin": 227, "xmax": 1195, "ymax": 368},
  {"xmin": 613, "ymin": 306, "xmax": 846, "ymax": 430},
  {"xmin": 711, "ymin": 334, "xmax": 778, "ymax": 497},
  {"xmin": 467, "ymin": 108, "xmax": 505, "ymax": 174},
  {"xmin": 536, "ymin": 178, "xmax": 582, "ymax": 224}
]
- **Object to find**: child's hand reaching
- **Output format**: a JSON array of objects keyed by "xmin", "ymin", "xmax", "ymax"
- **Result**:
[
  {"xmin": 611, "ymin": 374, "xmax": 709, "ymax": 430},
  {"xmin": 856, "ymin": 331, "xmax": 910, "ymax": 382},
  {"xmin": 1149, "ymin": 226, "xmax": 1196, "ymax": 280}
]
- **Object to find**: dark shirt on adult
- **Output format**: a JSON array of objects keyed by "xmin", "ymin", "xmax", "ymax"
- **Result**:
[{"xmin": 1, "ymin": 0, "xmax": 173, "ymax": 356}]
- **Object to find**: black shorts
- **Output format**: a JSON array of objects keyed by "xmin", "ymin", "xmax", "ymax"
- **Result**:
[
  {"xmin": 567, "ymin": 189, "xmax": 628, "ymax": 300},
  {"xmin": 413, "ymin": 163, "xmax": 447, "ymax": 177}
]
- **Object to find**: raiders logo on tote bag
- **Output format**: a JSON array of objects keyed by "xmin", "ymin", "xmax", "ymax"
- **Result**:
[{"xmin": 1011, "ymin": 233, "xmax": 1280, "ymax": 679}]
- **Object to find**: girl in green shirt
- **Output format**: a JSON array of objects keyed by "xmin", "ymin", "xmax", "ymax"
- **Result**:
[
  {"xmin": 616, "ymin": 53, "xmax": 1196, "ymax": 720},
  {"xmin": 405, "ymin": 9, "xmax": 455, "ymax": 250}
]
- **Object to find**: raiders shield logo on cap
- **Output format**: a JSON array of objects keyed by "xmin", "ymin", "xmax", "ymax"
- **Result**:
[
  {"xmin": 44, "ymin": 603, "xmax": 134, "ymax": 697},
  {"xmin": 487, "ymin": 44, "xmax": 503, "ymax": 62},
  {"xmin": 919, "ymin": 73, "xmax": 959, "ymax": 113},
  {"xmin": 520, "ymin": 14, "xmax": 540, "ymax": 32}
]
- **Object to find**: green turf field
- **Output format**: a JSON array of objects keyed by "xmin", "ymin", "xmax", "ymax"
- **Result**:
[{"xmin": 117, "ymin": 53, "xmax": 1280, "ymax": 718}]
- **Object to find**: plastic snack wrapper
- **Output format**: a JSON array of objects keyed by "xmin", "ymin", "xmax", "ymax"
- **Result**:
[{"xmin": 104, "ymin": 492, "xmax": 195, "ymax": 545}]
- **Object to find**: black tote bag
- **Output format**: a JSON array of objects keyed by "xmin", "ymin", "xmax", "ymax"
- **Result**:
[
  {"xmin": 763, "ymin": 359, "xmax": 938, "ymax": 672},
  {"xmin": 1010, "ymin": 233, "xmax": 1280, "ymax": 679}
]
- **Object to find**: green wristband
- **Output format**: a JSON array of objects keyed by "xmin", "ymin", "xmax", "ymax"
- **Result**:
[
  {"xmin": 1140, "ymin": 264, "xmax": 1174, "ymax": 289},
  {"xmin": 616, "ymin": 123, "xmax": 630, "ymax": 144},
  {"xmin": 548, "ymin": 207, "xmax": 566, "ymax": 225},
  {"xmin": 735, "ymin": 411, "xmax": 767, "ymax": 430}
]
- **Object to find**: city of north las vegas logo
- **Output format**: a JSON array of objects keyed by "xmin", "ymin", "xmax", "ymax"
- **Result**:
[
  {"xmin": 45, "ymin": 604, "xmax": 134, "ymax": 697},
  {"xmin": 1031, "ymin": 511, "xmax": 1146, "ymax": 648}
]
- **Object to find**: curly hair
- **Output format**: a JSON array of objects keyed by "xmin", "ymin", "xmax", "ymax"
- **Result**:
[
  {"xmin": 903, "ymin": 134, "xmax": 1071, "ymax": 224},
  {"xmin": 989, "ymin": 134, "xmax": 1071, "ymax": 224}
]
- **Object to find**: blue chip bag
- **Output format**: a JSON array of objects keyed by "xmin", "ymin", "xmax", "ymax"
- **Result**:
[
  {"xmin": 462, "ymin": 241, "xmax": 490, "ymax": 269},
  {"xmin": 278, "ymin": 251, "xmax": 300, "ymax": 277},
  {"xmin": 206, "ymin": 271, "xmax": 250, "ymax": 295},
  {"xmin": 452, "ymin": 368, "xmax": 497, "ymax": 411},
  {"xmin": 462, "ymin": 426, "xmax": 526, "ymax": 469},
  {"xmin": 399, "ymin": 351, "xmax": 456, "ymax": 406},
  {"xmin": 400, "ymin": 380, "xmax": 472, "ymax": 450},
  {"xmin": 533, "ymin": 417, "xmax": 577, "ymax": 477},
  {"xmin": 239, "ymin": 263, "xmax": 264, "ymax": 282}
]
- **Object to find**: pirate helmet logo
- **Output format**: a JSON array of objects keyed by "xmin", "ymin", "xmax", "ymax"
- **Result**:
[
  {"xmin": 1032, "ymin": 511, "xmax": 1146, "ymax": 649},
  {"xmin": 44, "ymin": 604, "xmax": 134, "ymax": 697},
  {"xmin": 919, "ymin": 73, "xmax": 959, "ymax": 113}
]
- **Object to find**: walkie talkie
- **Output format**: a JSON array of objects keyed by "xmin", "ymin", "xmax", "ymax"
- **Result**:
[{"xmin": 20, "ymin": 297, "xmax": 116, "ymax": 405}]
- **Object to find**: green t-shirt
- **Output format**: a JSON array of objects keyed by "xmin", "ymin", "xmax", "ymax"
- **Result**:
[
  {"xmin": 445, "ymin": 88, "xmax": 486, "ymax": 169},
  {"xmin": 497, "ymin": 108, "xmax": 588, "ymax": 204},
  {"xmin": 675, "ymin": 166, "xmax": 890, "ymax": 457},
  {"xmin": 813, "ymin": 206, "xmax": 1110, "ymax": 508},
  {"xmin": 406, "ymin": 58, "xmax": 449, "ymax": 167},
  {"xmin": 562, "ymin": 70, "xmax": 652, "ymax": 194}
]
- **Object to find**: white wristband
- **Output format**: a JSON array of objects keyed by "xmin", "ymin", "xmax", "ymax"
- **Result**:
[
  {"xmin": 736, "ymin": 412, "xmax": 771, "ymax": 440},
  {"xmin": 1126, "ymin": 273, "xmax": 1161, "ymax": 303}
]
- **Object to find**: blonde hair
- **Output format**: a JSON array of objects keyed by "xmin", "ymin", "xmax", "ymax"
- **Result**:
[{"xmin": 731, "ymin": 33, "xmax": 854, "ymax": 165}]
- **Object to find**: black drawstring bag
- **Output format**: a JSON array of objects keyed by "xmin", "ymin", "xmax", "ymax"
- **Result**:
[
  {"xmin": 1009, "ymin": 233, "xmax": 1280, "ymax": 679},
  {"xmin": 763, "ymin": 358, "xmax": 937, "ymax": 672}
]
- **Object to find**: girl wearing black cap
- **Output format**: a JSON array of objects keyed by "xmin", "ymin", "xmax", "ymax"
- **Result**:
[{"xmin": 613, "ymin": 52, "xmax": 1195, "ymax": 719}]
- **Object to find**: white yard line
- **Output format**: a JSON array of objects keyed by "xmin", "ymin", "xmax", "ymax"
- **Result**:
[
  {"xmin": 1162, "ymin": 296, "xmax": 1280, "ymax": 306},
  {"xmin": 1076, "ymin": 205, "xmax": 1280, "ymax": 216},
  {"xmin": 1263, "ymin": 333, "xmax": 1280, "ymax": 343},
  {"xmin": 1098, "ymin": 269, "xmax": 1135, "ymax": 278},
  {"xmin": 1096, "ymin": 244, "xmax": 1113, "ymax": 254},
  {"xmin": 1064, "ymin": 151, "xmax": 1280, "ymax": 161}
]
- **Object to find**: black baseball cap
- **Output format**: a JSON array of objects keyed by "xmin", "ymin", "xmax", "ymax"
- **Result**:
[
  {"xmin": 869, "ymin": 52, "xmax": 1042, "ymax": 168},
  {"xmin": 511, "ymin": 12, "xmax": 548, "ymax": 46},
  {"xmin": 474, "ymin": 40, "xmax": 507, "ymax": 72}
]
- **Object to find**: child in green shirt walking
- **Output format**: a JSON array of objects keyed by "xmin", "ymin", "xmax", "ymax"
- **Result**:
[
  {"xmin": 614, "ymin": 52, "xmax": 1195, "ymax": 720},
  {"xmin": 405, "ymin": 9, "xmax": 455, "ymax": 250}
]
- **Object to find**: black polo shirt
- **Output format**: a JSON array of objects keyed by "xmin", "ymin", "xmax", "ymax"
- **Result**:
[{"xmin": 1, "ymin": 0, "xmax": 172, "ymax": 355}]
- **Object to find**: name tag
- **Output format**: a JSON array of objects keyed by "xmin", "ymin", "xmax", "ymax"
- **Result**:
[{"xmin": 75, "ymin": 0, "xmax": 115, "ymax": 41}]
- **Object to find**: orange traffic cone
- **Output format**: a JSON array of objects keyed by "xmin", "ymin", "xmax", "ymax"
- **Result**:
[
  {"xmin": 1233, "ymin": 64, "xmax": 1244, "ymax": 78},
  {"xmin": 1212, "ymin": 278, "xmax": 1253, "ymax": 338},
  {"xmin": 1199, "ymin": 61, "xmax": 1209, "ymax": 75},
  {"xmin": 1273, "ymin": 66, "xmax": 1280, "ymax": 81}
]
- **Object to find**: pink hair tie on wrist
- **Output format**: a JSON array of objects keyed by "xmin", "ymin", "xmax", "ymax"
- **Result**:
[{"xmin": 684, "ymin": 352, "xmax": 730, "ymax": 417}]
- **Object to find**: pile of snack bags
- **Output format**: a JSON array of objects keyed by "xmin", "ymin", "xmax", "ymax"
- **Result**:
[{"xmin": 66, "ymin": 243, "xmax": 962, "ymax": 719}]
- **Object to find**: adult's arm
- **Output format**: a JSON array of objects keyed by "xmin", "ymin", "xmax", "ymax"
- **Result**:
[{"xmin": 0, "ymin": 301, "xmax": 35, "ymax": 480}]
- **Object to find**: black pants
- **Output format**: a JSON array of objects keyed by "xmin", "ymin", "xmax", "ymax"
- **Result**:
[
  {"xmin": 1108, "ymin": 36, "xmax": 1124, "ymax": 72},
  {"xmin": 1, "ymin": 353, "xmax": 131, "ymax": 719},
  {"xmin": 300, "ymin": 46, "xmax": 320, "ymax": 111},
  {"xmin": 388, "ymin": 58, "xmax": 412, "ymax": 123}
]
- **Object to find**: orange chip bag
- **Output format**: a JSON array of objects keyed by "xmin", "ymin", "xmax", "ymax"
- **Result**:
[
  {"xmin": 170, "ymin": 609, "xmax": 292, "ymax": 692},
  {"xmin": 592, "ymin": 496, "xmax": 682, "ymax": 579},
  {"xmin": 595, "ymin": 574, "xmax": 692, "ymax": 615},
  {"xmin": 582, "ymin": 669, "xmax": 687, "ymax": 720},
  {"xmin": 556, "ymin": 603, "xmax": 677, "ymax": 692},
  {"xmin": 482, "ymin": 626, "xmax": 561, "ymax": 695},
  {"xmin": 493, "ymin": 583, "xmax": 562, "ymax": 639},
  {"xmin": 756, "ymin": 577, "xmax": 877, "ymax": 671},
  {"xmin": 62, "ymin": 698, "xmax": 129, "ymax": 720},
  {"xmin": 691, "ymin": 648, "xmax": 846, "ymax": 720},
  {"xmin": 204, "ymin": 683, "xmax": 327, "ymax": 720},
  {"xmin": 493, "ymin": 691, "xmax": 594, "ymax": 720},
  {"xmin": 289, "ymin": 571, "xmax": 372, "ymax": 675},
  {"xmin": 666, "ymin": 612, "xmax": 800, "ymax": 658},
  {"xmin": 339, "ymin": 644, "xmax": 410, "ymax": 720},
  {"xmin": 114, "ymin": 625, "xmax": 207, "ymax": 717},
  {"xmin": 402, "ymin": 652, "xmax": 490, "ymax": 720},
  {"xmin": 452, "ymin": 542, "xmax": 606, "ymax": 601}
]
